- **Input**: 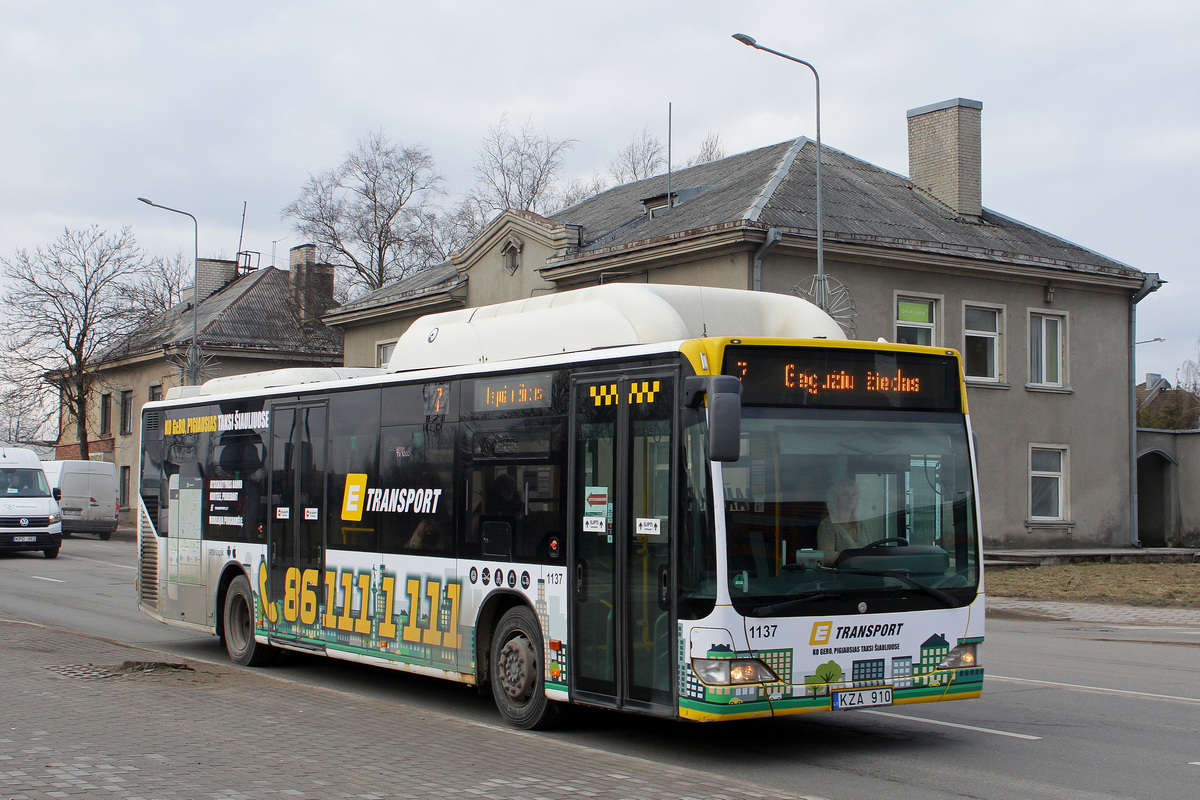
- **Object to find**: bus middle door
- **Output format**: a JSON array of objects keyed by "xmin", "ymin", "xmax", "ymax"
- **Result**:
[
  {"xmin": 571, "ymin": 371, "xmax": 675, "ymax": 716},
  {"xmin": 266, "ymin": 402, "xmax": 328, "ymax": 645}
]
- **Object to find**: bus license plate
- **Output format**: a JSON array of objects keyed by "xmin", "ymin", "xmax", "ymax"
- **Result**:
[
  {"xmin": 12, "ymin": 536, "xmax": 37, "ymax": 543},
  {"xmin": 832, "ymin": 687, "xmax": 893, "ymax": 710}
]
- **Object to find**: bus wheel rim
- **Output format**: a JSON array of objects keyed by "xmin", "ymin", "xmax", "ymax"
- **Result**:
[{"xmin": 497, "ymin": 634, "xmax": 536, "ymax": 701}]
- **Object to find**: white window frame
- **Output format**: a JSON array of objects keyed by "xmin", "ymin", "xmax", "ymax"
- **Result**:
[
  {"xmin": 962, "ymin": 302, "xmax": 1005, "ymax": 383},
  {"xmin": 376, "ymin": 340, "xmax": 397, "ymax": 368},
  {"xmin": 1028, "ymin": 310, "xmax": 1068, "ymax": 388},
  {"xmin": 894, "ymin": 292, "xmax": 943, "ymax": 347},
  {"xmin": 1029, "ymin": 444, "xmax": 1069, "ymax": 521}
]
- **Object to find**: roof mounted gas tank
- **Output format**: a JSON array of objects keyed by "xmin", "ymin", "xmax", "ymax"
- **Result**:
[{"xmin": 387, "ymin": 284, "xmax": 844, "ymax": 372}]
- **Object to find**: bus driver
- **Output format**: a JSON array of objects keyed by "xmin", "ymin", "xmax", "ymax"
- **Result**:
[{"xmin": 816, "ymin": 478, "xmax": 869, "ymax": 565}]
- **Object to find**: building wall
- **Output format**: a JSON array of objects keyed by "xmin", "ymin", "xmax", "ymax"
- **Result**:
[
  {"xmin": 1137, "ymin": 430, "xmax": 1200, "ymax": 547},
  {"xmin": 342, "ymin": 317, "xmax": 418, "ymax": 368},
  {"xmin": 464, "ymin": 232, "xmax": 556, "ymax": 306}
]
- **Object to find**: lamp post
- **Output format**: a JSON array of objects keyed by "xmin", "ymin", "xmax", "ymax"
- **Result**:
[
  {"xmin": 732, "ymin": 33, "xmax": 827, "ymax": 311},
  {"xmin": 138, "ymin": 197, "xmax": 201, "ymax": 385}
]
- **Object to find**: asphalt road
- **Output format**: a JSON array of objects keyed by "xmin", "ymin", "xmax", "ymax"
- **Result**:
[{"xmin": 3, "ymin": 533, "xmax": 1199, "ymax": 800}]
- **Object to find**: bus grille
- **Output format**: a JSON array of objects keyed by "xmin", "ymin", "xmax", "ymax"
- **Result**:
[{"xmin": 138, "ymin": 505, "xmax": 158, "ymax": 610}]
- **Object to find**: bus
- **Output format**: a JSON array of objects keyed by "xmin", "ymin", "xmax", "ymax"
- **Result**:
[{"xmin": 136, "ymin": 283, "xmax": 984, "ymax": 728}]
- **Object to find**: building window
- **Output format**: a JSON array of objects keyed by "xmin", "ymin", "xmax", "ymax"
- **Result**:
[
  {"xmin": 1030, "ymin": 312, "xmax": 1066, "ymax": 387},
  {"xmin": 119, "ymin": 390, "xmax": 133, "ymax": 436},
  {"xmin": 1030, "ymin": 446, "xmax": 1067, "ymax": 520},
  {"xmin": 149, "ymin": 385, "xmax": 162, "ymax": 402},
  {"xmin": 120, "ymin": 465, "xmax": 130, "ymax": 510},
  {"xmin": 964, "ymin": 304, "xmax": 1003, "ymax": 381},
  {"xmin": 503, "ymin": 244, "xmax": 520, "ymax": 275},
  {"xmin": 376, "ymin": 341, "xmax": 397, "ymax": 368},
  {"xmin": 896, "ymin": 296, "xmax": 937, "ymax": 346},
  {"xmin": 99, "ymin": 393, "xmax": 112, "ymax": 436}
]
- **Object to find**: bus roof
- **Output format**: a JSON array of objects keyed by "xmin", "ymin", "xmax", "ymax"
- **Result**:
[
  {"xmin": 175, "ymin": 285, "xmax": 845, "ymax": 400},
  {"xmin": 387, "ymin": 284, "xmax": 845, "ymax": 372}
]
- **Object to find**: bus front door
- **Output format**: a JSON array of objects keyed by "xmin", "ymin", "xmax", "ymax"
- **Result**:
[
  {"xmin": 571, "ymin": 372, "xmax": 675, "ymax": 716},
  {"xmin": 266, "ymin": 403, "xmax": 328, "ymax": 644}
]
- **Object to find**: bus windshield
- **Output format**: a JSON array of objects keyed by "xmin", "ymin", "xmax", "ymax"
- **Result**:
[{"xmin": 722, "ymin": 408, "xmax": 979, "ymax": 616}]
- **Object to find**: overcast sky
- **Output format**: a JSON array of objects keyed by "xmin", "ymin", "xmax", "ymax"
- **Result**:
[{"xmin": 3, "ymin": 1, "xmax": 1196, "ymax": 380}]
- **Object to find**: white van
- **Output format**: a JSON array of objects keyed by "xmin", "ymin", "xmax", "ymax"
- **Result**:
[
  {"xmin": 40, "ymin": 460, "xmax": 119, "ymax": 540},
  {"xmin": 0, "ymin": 447, "xmax": 62, "ymax": 558}
]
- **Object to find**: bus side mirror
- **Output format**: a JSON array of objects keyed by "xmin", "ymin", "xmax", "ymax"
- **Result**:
[{"xmin": 685, "ymin": 375, "xmax": 742, "ymax": 462}]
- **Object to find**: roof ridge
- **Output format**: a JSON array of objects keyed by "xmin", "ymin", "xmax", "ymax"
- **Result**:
[{"xmin": 743, "ymin": 137, "xmax": 807, "ymax": 223}]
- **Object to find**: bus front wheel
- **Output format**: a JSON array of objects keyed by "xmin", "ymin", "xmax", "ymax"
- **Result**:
[
  {"xmin": 490, "ymin": 605, "xmax": 558, "ymax": 729},
  {"xmin": 223, "ymin": 574, "xmax": 277, "ymax": 667}
]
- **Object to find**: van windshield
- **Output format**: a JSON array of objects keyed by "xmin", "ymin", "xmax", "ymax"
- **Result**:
[{"xmin": 0, "ymin": 468, "xmax": 52, "ymax": 498}]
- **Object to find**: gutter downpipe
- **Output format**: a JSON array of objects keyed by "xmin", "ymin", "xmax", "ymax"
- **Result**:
[
  {"xmin": 752, "ymin": 228, "xmax": 783, "ymax": 292},
  {"xmin": 1129, "ymin": 273, "xmax": 1163, "ymax": 546}
]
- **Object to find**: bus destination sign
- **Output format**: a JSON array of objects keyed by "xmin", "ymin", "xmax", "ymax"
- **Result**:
[
  {"xmin": 723, "ymin": 346, "xmax": 960, "ymax": 411},
  {"xmin": 473, "ymin": 373, "xmax": 554, "ymax": 413}
]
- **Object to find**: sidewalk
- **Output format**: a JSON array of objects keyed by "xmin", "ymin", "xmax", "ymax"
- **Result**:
[
  {"xmin": 0, "ymin": 619, "xmax": 808, "ymax": 800},
  {"xmin": 986, "ymin": 596, "xmax": 1200, "ymax": 627}
]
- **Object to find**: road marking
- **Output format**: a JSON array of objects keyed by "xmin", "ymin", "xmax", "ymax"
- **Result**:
[
  {"xmin": 859, "ymin": 709, "xmax": 1042, "ymax": 740},
  {"xmin": 31, "ymin": 576, "xmax": 66, "ymax": 583},
  {"xmin": 990, "ymin": 674, "xmax": 1200, "ymax": 705}
]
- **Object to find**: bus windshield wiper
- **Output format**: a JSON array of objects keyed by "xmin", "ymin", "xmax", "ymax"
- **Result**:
[
  {"xmin": 749, "ymin": 591, "xmax": 844, "ymax": 617},
  {"xmin": 834, "ymin": 568, "xmax": 961, "ymax": 607}
]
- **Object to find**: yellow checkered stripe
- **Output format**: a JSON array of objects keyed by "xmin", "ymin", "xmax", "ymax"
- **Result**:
[
  {"xmin": 590, "ymin": 384, "xmax": 619, "ymax": 406},
  {"xmin": 629, "ymin": 380, "xmax": 660, "ymax": 404}
]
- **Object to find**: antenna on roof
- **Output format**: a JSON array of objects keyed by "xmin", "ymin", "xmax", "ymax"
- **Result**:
[{"xmin": 236, "ymin": 201, "xmax": 247, "ymax": 266}]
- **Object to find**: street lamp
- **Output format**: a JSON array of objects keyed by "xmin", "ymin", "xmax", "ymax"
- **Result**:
[
  {"xmin": 138, "ymin": 197, "xmax": 201, "ymax": 385},
  {"xmin": 732, "ymin": 33, "xmax": 827, "ymax": 311}
]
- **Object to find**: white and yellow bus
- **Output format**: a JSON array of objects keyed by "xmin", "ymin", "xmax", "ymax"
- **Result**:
[{"xmin": 137, "ymin": 284, "xmax": 984, "ymax": 728}]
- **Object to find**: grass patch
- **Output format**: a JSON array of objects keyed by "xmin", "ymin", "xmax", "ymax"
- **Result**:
[{"xmin": 986, "ymin": 563, "xmax": 1200, "ymax": 607}]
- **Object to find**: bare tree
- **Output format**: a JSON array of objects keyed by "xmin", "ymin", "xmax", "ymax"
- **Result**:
[
  {"xmin": 608, "ymin": 126, "xmax": 665, "ymax": 184},
  {"xmin": 687, "ymin": 131, "xmax": 726, "ymax": 167},
  {"xmin": 122, "ymin": 250, "xmax": 192, "ymax": 323},
  {"xmin": 556, "ymin": 172, "xmax": 611, "ymax": 211},
  {"xmin": 0, "ymin": 226, "xmax": 154, "ymax": 459},
  {"xmin": 0, "ymin": 379, "xmax": 55, "ymax": 444},
  {"xmin": 468, "ymin": 115, "xmax": 577, "ymax": 224},
  {"xmin": 282, "ymin": 130, "xmax": 444, "ymax": 294},
  {"xmin": 1179, "ymin": 338, "xmax": 1200, "ymax": 394},
  {"xmin": 411, "ymin": 203, "xmax": 482, "ymax": 266}
]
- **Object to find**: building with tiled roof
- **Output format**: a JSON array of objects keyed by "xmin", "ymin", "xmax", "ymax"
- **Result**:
[
  {"xmin": 54, "ymin": 244, "xmax": 343, "ymax": 522},
  {"xmin": 324, "ymin": 98, "xmax": 1162, "ymax": 548}
]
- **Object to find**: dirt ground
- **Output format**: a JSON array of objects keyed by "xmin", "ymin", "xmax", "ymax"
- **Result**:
[{"xmin": 986, "ymin": 562, "xmax": 1200, "ymax": 607}]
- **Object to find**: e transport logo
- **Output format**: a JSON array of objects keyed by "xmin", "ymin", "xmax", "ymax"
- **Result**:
[{"xmin": 341, "ymin": 473, "xmax": 443, "ymax": 522}]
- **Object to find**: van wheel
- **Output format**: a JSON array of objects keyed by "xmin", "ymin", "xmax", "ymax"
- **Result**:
[
  {"xmin": 490, "ymin": 605, "xmax": 559, "ymax": 729},
  {"xmin": 44, "ymin": 547, "xmax": 60, "ymax": 559},
  {"xmin": 99, "ymin": 531, "xmax": 112, "ymax": 541},
  {"xmin": 222, "ymin": 574, "xmax": 277, "ymax": 667}
]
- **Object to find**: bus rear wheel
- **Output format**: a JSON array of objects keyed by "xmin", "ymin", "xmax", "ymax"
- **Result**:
[
  {"xmin": 223, "ymin": 574, "xmax": 277, "ymax": 667},
  {"xmin": 490, "ymin": 605, "xmax": 558, "ymax": 729}
]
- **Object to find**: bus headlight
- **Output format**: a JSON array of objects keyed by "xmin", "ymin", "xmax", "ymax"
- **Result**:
[
  {"xmin": 937, "ymin": 643, "xmax": 978, "ymax": 670},
  {"xmin": 691, "ymin": 658, "xmax": 779, "ymax": 685}
]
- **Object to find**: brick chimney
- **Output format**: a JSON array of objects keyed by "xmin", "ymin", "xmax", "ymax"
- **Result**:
[
  {"xmin": 289, "ymin": 244, "xmax": 335, "ymax": 324},
  {"xmin": 195, "ymin": 258, "xmax": 238, "ymax": 302},
  {"xmin": 907, "ymin": 98, "xmax": 983, "ymax": 219}
]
